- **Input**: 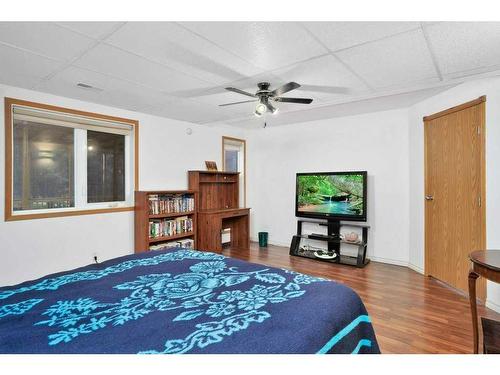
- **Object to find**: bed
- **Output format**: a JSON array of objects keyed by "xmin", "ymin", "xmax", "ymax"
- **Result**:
[{"xmin": 0, "ymin": 248, "xmax": 380, "ymax": 354}]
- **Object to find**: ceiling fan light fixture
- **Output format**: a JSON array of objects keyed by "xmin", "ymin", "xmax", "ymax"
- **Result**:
[
  {"xmin": 255, "ymin": 103, "xmax": 267, "ymax": 116},
  {"xmin": 221, "ymin": 81, "xmax": 323, "ymax": 116}
]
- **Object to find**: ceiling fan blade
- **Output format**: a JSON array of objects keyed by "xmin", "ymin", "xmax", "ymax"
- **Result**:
[
  {"xmin": 300, "ymin": 84, "xmax": 352, "ymax": 95},
  {"xmin": 225, "ymin": 87, "xmax": 256, "ymax": 98},
  {"xmin": 270, "ymin": 82, "xmax": 301, "ymax": 96},
  {"xmin": 219, "ymin": 99, "xmax": 258, "ymax": 107},
  {"xmin": 274, "ymin": 97, "xmax": 313, "ymax": 104}
]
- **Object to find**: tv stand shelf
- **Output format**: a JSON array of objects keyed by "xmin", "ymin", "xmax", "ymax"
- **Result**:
[
  {"xmin": 295, "ymin": 234, "xmax": 366, "ymax": 247},
  {"xmin": 290, "ymin": 219, "xmax": 370, "ymax": 268}
]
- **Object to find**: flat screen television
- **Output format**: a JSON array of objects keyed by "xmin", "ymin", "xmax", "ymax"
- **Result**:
[{"xmin": 295, "ymin": 171, "xmax": 367, "ymax": 221}]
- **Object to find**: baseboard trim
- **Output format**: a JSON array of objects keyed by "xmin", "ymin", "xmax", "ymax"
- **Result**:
[
  {"xmin": 408, "ymin": 263, "xmax": 425, "ymax": 275},
  {"xmin": 486, "ymin": 299, "xmax": 500, "ymax": 313},
  {"xmin": 251, "ymin": 238, "xmax": 290, "ymax": 248},
  {"xmin": 369, "ymin": 256, "xmax": 409, "ymax": 268}
]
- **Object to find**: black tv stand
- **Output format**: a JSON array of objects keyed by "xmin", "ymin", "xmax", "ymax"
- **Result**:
[
  {"xmin": 308, "ymin": 233, "xmax": 339, "ymax": 241},
  {"xmin": 289, "ymin": 218, "xmax": 370, "ymax": 268}
]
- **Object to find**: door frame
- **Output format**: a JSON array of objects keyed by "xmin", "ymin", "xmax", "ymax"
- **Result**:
[{"xmin": 423, "ymin": 96, "xmax": 487, "ymax": 299}]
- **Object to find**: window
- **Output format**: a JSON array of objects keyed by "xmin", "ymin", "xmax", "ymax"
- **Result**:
[
  {"xmin": 87, "ymin": 130, "xmax": 125, "ymax": 203},
  {"xmin": 222, "ymin": 136, "xmax": 246, "ymax": 207},
  {"xmin": 5, "ymin": 98, "xmax": 138, "ymax": 220},
  {"xmin": 13, "ymin": 121, "xmax": 75, "ymax": 211},
  {"xmin": 224, "ymin": 149, "xmax": 239, "ymax": 173}
]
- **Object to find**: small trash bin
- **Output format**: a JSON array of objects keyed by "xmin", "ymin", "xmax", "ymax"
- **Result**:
[{"xmin": 258, "ymin": 232, "xmax": 268, "ymax": 247}]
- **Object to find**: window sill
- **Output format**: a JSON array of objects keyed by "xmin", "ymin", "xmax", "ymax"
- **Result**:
[{"xmin": 5, "ymin": 206, "xmax": 135, "ymax": 222}]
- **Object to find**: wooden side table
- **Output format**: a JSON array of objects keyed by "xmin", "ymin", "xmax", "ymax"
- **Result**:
[{"xmin": 468, "ymin": 250, "xmax": 500, "ymax": 354}]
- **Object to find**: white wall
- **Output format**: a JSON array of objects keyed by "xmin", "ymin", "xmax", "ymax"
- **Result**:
[
  {"xmin": 408, "ymin": 76, "xmax": 500, "ymax": 312},
  {"xmin": 245, "ymin": 109, "xmax": 411, "ymax": 266},
  {"xmin": 0, "ymin": 83, "xmax": 243, "ymax": 286}
]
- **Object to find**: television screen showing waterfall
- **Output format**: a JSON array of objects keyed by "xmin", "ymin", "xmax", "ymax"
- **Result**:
[{"xmin": 295, "ymin": 171, "xmax": 367, "ymax": 221}]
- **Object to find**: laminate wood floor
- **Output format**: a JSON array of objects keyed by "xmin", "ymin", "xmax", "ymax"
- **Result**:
[{"xmin": 222, "ymin": 242, "xmax": 500, "ymax": 354}]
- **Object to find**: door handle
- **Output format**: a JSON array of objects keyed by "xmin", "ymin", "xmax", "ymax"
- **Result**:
[{"xmin": 425, "ymin": 195, "xmax": 434, "ymax": 201}]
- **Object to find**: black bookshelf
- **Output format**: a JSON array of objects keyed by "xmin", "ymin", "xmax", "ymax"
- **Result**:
[{"xmin": 289, "ymin": 219, "xmax": 370, "ymax": 268}]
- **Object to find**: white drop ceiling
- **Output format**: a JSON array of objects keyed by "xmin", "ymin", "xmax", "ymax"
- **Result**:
[{"xmin": 0, "ymin": 21, "xmax": 499, "ymax": 127}]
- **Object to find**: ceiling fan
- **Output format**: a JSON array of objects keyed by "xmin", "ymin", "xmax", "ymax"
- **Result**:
[{"xmin": 219, "ymin": 81, "xmax": 351, "ymax": 117}]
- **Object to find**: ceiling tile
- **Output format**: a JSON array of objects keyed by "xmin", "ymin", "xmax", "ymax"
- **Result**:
[
  {"xmin": 39, "ymin": 66, "xmax": 167, "ymax": 113},
  {"xmin": 424, "ymin": 22, "xmax": 500, "ymax": 77},
  {"xmin": 73, "ymin": 43, "xmax": 212, "ymax": 92},
  {"xmin": 180, "ymin": 22, "xmax": 327, "ymax": 70},
  {"xmin": 102, "ymin": 84, "xmax": 166, "ymax": 113},
  {"xmin": 196, "ymin": 91, "xmax": 256, "ymax": 111},
  {"xmin": 303, "ymin": 22, "xmax": 420, "ymax": 51},
  {"xmin": 148, "ymin": 96, "xmax": 233, "ymax": 124},
  {"xmin": 105, "ymin": 22, "xmax": 263, "ymax": 85},
  {"xmin": 272, "ymin": 55, "xmax": 370, "ymax": 101},
  {"xmin": 0, "ymin": 22, "xmax": 95, "ymax": 61},
  {"xmin": 202, "ymin": 104, "xmax": 256, "ymax": 122},
  {"xmin": 57, "ymin": 22, "xmax": 124, "ymax": 40},
  {"xmin": 0, "ymin": 43, "xmax": 64, "ymax": 89},
  {"xmin": 335, "ymin": 29, "xmax": 439, "ymax": 89}
]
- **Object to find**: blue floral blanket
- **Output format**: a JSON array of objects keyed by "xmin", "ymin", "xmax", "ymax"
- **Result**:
[{"xmin": 0, "ymin": 249, "xmax": 380, "ymax": 354}]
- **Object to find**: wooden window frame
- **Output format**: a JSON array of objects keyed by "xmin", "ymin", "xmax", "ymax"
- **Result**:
[
  {"xmin": 222, "ymin": 136, "xmax": 246, "ymax": 207},
  {"xmin": 4, "ymin": 97, "xmax": 139, "ymax": 221}
]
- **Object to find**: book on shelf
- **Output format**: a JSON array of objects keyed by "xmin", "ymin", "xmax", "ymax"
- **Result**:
[
  {"xmin": 148, "ymin": 194, "xmax": 194, "ymax": 215},
  {"xmin": 149, "ymin": 238, "xmax": 194, "ymax": 251},
  {"xmin": 149, "ymin": 216, "xmax": 193, "ymax": 239}
]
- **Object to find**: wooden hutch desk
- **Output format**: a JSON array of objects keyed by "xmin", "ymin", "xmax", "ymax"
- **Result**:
[
  {"xmin": 188, "ymin": 170, "xmax": 250, "ymax": 253},
  {"xmin": 197, "ymin": 208, "xmax": 250, "ymax": 252}
]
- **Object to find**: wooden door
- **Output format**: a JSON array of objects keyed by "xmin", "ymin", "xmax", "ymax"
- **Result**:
[{"xmin": 424, "ymin": 97, "xmax": 486, "ymax": 301}]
